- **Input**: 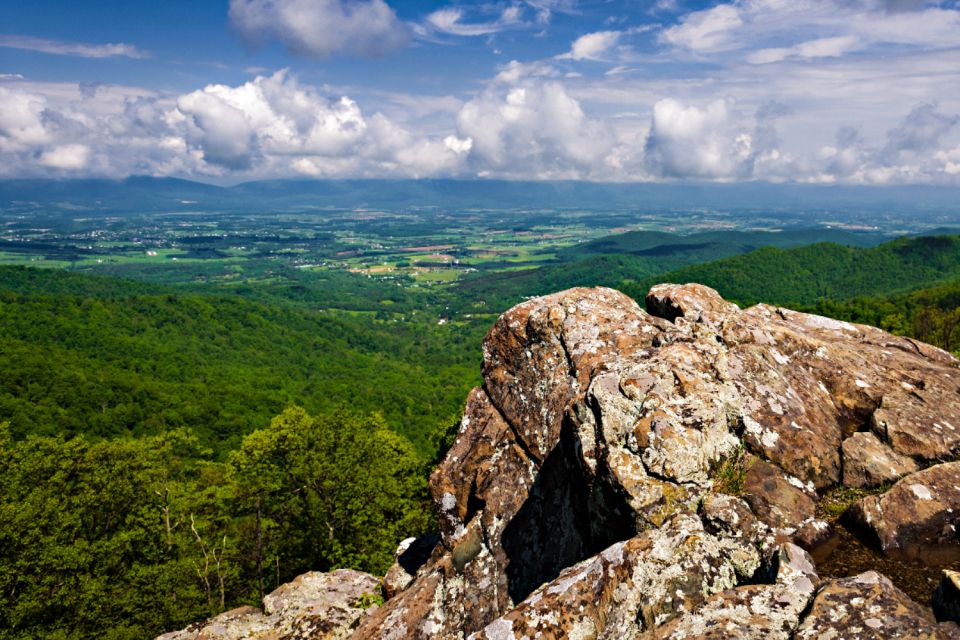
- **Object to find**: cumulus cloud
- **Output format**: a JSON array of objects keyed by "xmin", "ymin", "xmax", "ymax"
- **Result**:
[
  {"xmin": 0, "ymin": 86, "xmax": 50, "ymax": 152},
  {"xmin": 0, "ymin": 34, "xmax": 149, "ymax": 59},
  {"xmin": 229, "ymin": 0, "xmax": 408, "ymax": 58},
  {"xmin": 39, "ymin": 144, "xmax": 90, "ymax": 170},
  {"xmin": 644, "ymin": 99, "xmax": 748, "ymax": 178},
  {"xmin": 0, "ymin": 71, "xmax": 481, "ymax": 180},
  {"xmin": 816, "ymin": 103, "xmax": 960, "ymax": 183},
  {"xmin": 557, "ymin": 31, "xmax": 622, "ymax": 61},
  {"xmin": 0, "ymin": 61, "xmax": 958, "ymax": 185},
  {"xmin": 881, "ymin": 102, "xmax": 959, "ymax": 161},
  {"xmin": 642, "ymin": 98, "xmax": 798, "ymax": 180},
  {"xmin": 455, "ymin": 68, "xmax": 620, "ymax": 178}
]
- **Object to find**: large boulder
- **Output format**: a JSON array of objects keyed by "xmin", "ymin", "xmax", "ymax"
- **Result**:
[
  {"xmin": 157, "ymin": 569, "xmax": 380, "ymax": 640},
  {"xmin": 167, "ymin": 285, "xmax": 960, "ymax": 640},
  {"xmin": 795, "ymin": 571, "xmax": 954, "ymax": 639},
  {"xmin": 357, "ymin": 284, "xmax": 960, "ymax": 639},
  {"xmin": 846, "ymin": 462, "xmax": 960, "ymax": 555}
]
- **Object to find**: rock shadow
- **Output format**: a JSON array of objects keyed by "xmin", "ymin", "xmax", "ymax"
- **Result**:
[{"xmin": 501, "ymin": 417, "xmax": 636, "ymax": 603}]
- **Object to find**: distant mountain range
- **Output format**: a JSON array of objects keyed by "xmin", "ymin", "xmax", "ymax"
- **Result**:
[{"xmin": 3, "ymin": 177, "xmax": 960, "ymax": 213}]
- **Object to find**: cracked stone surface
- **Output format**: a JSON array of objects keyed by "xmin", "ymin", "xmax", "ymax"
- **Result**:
[
  {"xmin": 846, "ymin": 462, "xmax": 960, "ymax": 555},
  {"xmin": 795, "ymin": 571, "xmax": 955, "ymax": 639},
  {"xmin": 842, "ymin": 430, "xmax": 920, "ymax": 489}
]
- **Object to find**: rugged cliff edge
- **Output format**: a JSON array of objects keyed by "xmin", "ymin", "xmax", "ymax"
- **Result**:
[{"xmin": 163, "ymin": 284, "xmax": 960, "ymax": 639}]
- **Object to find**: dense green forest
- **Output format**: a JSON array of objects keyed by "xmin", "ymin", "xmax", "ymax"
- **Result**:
[
  {"xmin": 623, "ymin": 235, "xmax": 960, "ymax": 306},
  {"xmin": 0, "ymin": 266, "xmax": 479, "ymax": 454},
  {"xmin": 7, "ymin": 231, "xmax": 960, "ymax": 638},
  {"xmin": 0, "ymin": 409, "xmax": 431, "ymax": 639},
  {"xmin": 451, "ymin": 228, "xmax": 885, "ymax": 312}
]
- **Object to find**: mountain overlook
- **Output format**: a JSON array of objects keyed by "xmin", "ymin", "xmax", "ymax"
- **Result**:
[{"xmin": 162, "ymin": 283, "xmax": 960, "ymax": 639}]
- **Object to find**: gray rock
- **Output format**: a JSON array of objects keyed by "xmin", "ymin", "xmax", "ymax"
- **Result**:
[
  {"xmin": 654, "ymin": 542, "xmax": 820, "ymax": 640},
  {"xmin": 846, "ymin": 461, "xmax": 960, "ymax": 555},
  {"xmin": 842, "ymin": 431, "xmax": 919, "ymax": 489},
  {"xmin": 157, "ymin": 569, "xmax": 380, "ymax": 640},
  {"xmin": 796, "ymin": 571, "xmax": 952, "ymax": 639}
]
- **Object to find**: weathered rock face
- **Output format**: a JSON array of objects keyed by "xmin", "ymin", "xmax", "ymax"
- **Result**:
[
  {"xmin": 842, "ymin": 430, "xmax": 919, "ymax": 489},
  {"xmin": 846, "ymin": 462, "xmax": 960, "ymax": 555},
  {"xmin": 796, "ymin": 571, "xmax": 954, "ymax": 639},
  {"xmin": 352, "ymin": 284, "xmax": 960, "ymax": 639},
  {"xmin": 157, "ymin": 569, "xmax": 380, "ymax": 640},
  {"xmin": 163, "ymin": 283, "xmax": 960, "ymax": 640}
]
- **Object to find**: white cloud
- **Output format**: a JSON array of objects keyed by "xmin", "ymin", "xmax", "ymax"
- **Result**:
[
  {"xmin": 644, "ymin": 99, "xmax": 746, "ymax": 178},
  {"xmin": 881, "ymin": 102, "xmax": 959, "ymax": 161},
  {"xmin": 424, "ymin": 6, "xmax": 524, "ymax": 37},
  {"xmin": 0, "ymin": 72, "xmax": 474, "ymax": 179},
  {"xmin": 660, "ymin": 4, "xmax": 743, "ymax": 53},
  {"xmin": 557, "ymin": 31, "xmax": 621, "ymax": 61},
  {"xmin": 494, "ymin": 60, "xmax": 559, "ymax": 84},
  {"xmin": 456, "ymin": 76, "xmax": 621, "ymax": 178},
  {"xmin": 0, "ymin": 34, "xmax": 148, "ymax": 59},
  {"xmin": 39, "ymin": 144, "xmax": 90, "ymax": 170},
  {"xmin": 661, "ymin": 0, "xmax": 960, "ymax": 61},
  {"xmin": 0, "ymin": 57, "xmax": 957, "ymax": 185},
  {"xmin": 0, "ymin": 86, "xmax": 50, "ymax": 151},
  {"xmin": 748, "ymin": 35, "xmax": 861, "ymax": 64},
  {"xmin": 229, "ymin": 0, "xmax": 408, "ymax": 58}
]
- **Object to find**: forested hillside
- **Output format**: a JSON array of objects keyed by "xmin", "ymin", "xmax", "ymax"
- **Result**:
[
  {"xmin": 623, "ymin": 235, "xmax": 960, "ymax": 306},
  {"xmin": 0, "ymin": 266, "xmax": 480, "ymax": 453},
  {"xmin": 451, "ymin": 228, "xmax": 884, "ymax": 313},
  {"xmin": 0, "ymin": 408, "xmax": 431, "ymax": 639}
]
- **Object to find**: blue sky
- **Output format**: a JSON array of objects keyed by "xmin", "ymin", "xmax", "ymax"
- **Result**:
[{"xmin": 2, "ymin": 0, "xmax": 960, "ymax": 183}]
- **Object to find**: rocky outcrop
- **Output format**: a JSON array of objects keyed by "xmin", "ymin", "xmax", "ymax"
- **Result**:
[
  {"xmin": 158, "ymin": 569, "xmax": 380, "ymax": 640},
  {"xmin": 353, "ymin": 284, "xmax": 960, "ymax": 639},
  {"xmin": 162, "ymin": 283, "xmax": 960, "ymax": 640}
]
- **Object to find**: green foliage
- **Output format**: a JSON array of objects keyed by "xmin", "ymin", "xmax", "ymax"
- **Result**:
[
  {"xmin": 817, "ymin": 484, "xmax": 889, "ymax": 521},
  {"xmin": 624, "ymin": 235, "xmax": 960, "ymax": 307},
  {"xmin": 0, "ymin": 430, "xmax": 217, "ymax": 639},
  {"xmin": 352, "ymin": 591, "xmax": 386, "ymax": 609},
  {"xmin": 229, "ymin": 407, "xmax": 430, "ymax": 582},
  {"xmin": 710, "ymin": 445, "xmax": 753, "ymax": 497},
  {"xmin": 0, "ymin": 407, "xmax": 429, "ymax": 639}
]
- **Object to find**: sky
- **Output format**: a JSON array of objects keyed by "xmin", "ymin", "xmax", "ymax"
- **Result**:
[{"xmin": 2, "ymin": 0, "xmax": 960, "ymax": 184}]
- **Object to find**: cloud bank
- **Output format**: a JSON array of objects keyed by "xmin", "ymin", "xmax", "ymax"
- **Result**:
[
  {"xmin": 4, "ymin": 0, "xmax": 960, "ymax": 184},
  {"xmin": 3, "ymin": 65, "xmax": 957, "ymax": 184}
]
